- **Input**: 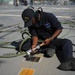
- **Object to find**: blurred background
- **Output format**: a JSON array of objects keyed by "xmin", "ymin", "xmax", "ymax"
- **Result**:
[{"xmin": 0, "ymin": 0, "xmax": 75, "ymax": 6}]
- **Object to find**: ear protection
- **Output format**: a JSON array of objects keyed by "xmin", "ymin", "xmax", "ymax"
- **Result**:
[
  {"xmin": 28, "ymin": 6, "xmax": 34, "ymax": 11},
  {"xmin": 34, "ymin": 7, "xmax": 43, "ymax": 22},
  {"xmin": 22, "ymin": 6, "xmax": 35, "ymax": 22},
  {"xmin": 22, "ymin": 6, "xmax": 43, "ymax": 23}
]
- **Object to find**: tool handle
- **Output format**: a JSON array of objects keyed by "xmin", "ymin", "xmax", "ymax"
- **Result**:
[{"xmin": 40, "ymin": 43, "xmax": 45, "ymax": 47}]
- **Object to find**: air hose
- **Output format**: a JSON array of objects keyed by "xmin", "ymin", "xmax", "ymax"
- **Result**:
[
  {"xmin": 0, "ymin": 36, "xmax": 31, "ymax": 58},
  {"xmin": 0, "ymin": 22, "xmax": 23, "ymax": 30},
  {"xmin": 0, "ymin": 52, "xmax": 25, "ymax": 58},
  {"xmin": 19, "ymin": 36, "xmax": 31, "ymax": 53},
  {"xmin": 0, "ymin": 42, "xmax": 16, "ymax": 49},
  {"xmin": 0, "ymin": 19, "xmax": 75, "ymax": 58},
  {"xmin": 0, "ymin": 22, "xmax": 31, "ymax": 58},
  {"xmin": 61, "ymin": 19, "xmax": 75, "ymax": 48}
]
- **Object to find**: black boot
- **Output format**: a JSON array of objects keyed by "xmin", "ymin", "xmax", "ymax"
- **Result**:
[
  {"xmin": 58, "ymin": 58, "xmax": 75, "ymax": 71},
  {"xmin": 71, "ymin": 58, "xmax": 75, "ymax": 70},
  {"xmin": 57, "ymin": 61, "xmax": 72, "ymax": 71}
]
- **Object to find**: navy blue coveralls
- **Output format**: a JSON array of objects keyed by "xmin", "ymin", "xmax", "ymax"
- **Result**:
[{"xmin": 27, "ymin": 12, "xmax": 73, "ymax": 63}]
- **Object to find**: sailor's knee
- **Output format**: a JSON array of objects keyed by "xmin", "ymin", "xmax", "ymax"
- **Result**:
[{"xmin": 63, "ymin": 39, "xmax": 72, "ymax": 45}]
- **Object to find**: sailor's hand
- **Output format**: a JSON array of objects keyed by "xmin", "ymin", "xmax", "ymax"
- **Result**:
[
  {"xmin": 42, "ymin": 38, "xmax": 53, "ymax": 45},
  {"xmin": 31, "ymin": 44, "xmax": 36, "ymax": 50},
  {"xmin": 31, "ymin": 45, "xmax": 38, "ymax": 54},
  {"xmin": 32, "ymin": 49, "xmax": 38, "ymax": 54}
]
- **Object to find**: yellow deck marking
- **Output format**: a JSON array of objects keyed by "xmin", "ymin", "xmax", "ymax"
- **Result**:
[{"xmin": 19, "ymin": 68, "xmax": 34, "ymax": 75}]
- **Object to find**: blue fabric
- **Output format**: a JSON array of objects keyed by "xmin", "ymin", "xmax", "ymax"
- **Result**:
[{"xmin": 28, "ymin": 12, "xmax": 63, "ymax": 40}]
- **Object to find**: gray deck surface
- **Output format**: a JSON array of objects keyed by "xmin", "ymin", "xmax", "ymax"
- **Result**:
[{"xmin": 0, "ymin": 5, "xmax": 75, "ymax": 75}]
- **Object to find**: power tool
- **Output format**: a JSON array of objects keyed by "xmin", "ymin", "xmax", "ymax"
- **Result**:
[{"xmin": 26, "ymin": 43, "xmax": 44, "ymax": 60}]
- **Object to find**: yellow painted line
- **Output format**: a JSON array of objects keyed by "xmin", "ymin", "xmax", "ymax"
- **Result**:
[{"xmin": 19, "ymin": 68, "xmax": 34, "ymax": 75}]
